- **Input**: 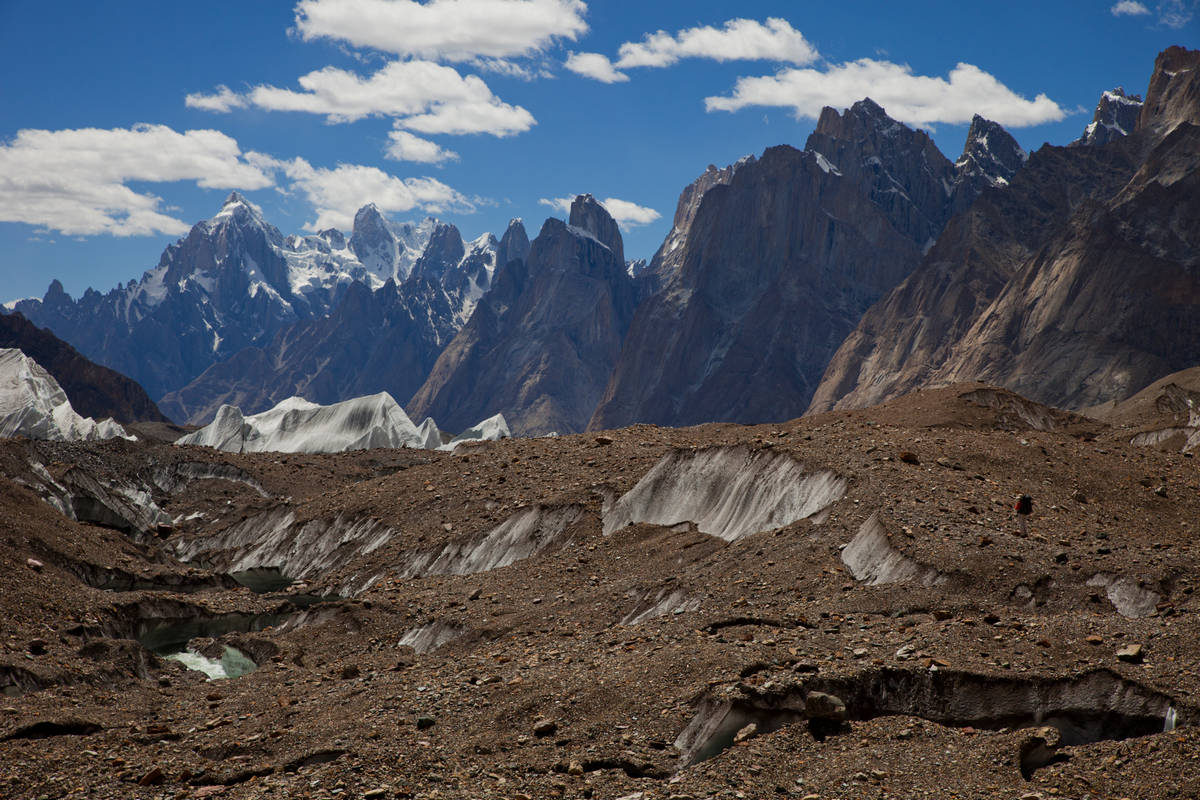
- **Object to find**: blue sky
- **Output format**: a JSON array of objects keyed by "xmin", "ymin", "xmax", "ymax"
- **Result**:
[{"xmin": 1, "ymin": 0, "xmax": 1195, "ymax": 304}]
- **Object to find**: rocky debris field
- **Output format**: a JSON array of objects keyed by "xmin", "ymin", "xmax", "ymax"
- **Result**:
[{"xmin": 2, "ymin": 383, "xmax": 1200, "ymax": 799}]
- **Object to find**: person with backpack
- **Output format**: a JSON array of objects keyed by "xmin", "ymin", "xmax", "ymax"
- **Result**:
[{"xmin": 1015, "ymin": 494, "xmax": 1033, "ymax": 536}]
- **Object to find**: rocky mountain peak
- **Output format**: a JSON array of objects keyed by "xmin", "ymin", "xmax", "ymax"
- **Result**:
[
  {"xmin": 956, "ymin": 115, "xmax": 1028, "ymax": 187},
  {"xmin": 210, "ymin": 192, "xmax": 269, "ymax": 230},
  {"xmin": 806, "ymin": 99, "xmax": 957, "ymax": 250},
  {"xmin": 412, "ymin": 223, "xmax": 467, "ymax": 282},
  {"xmin": 349, "ymin": 206, "xmax": 438, "ymax": 282},
  {"xmin": 1137, "ymin": 46, "xmax": 1200, "ymax": 137},
  {"xmin": 498, "ymin": 219, "xmax": 531, "ymax": 267},
  {"xmin": 317, "ymin": 228, "xmax": 346, "ymax": 249},
  {"xmin": 1072, "ymin": 87, "xmax": 1144, "ymax": 147},
  {"xmin": 643, "ymin": 159, "xmax": 750, "ymax": 289},
  {"xmin": 568, "ymin": 194, "xmax": 624, "ymax": 265}
]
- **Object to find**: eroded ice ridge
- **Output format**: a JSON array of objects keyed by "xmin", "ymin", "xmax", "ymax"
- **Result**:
[
  {"xmin": 398, "ymin": 505, "xmax": 584, "ymax": 578},
  {"xmin": 841, "ymin": 513, "xmax": 948, "ymax": 586},
  {"xmin": 602, "ymin": 447, "xmax": 846, "ymax": 542},
  {"xmin": 176, "ymin": 393, "xmax": 507, "ymax": 454},
  {"xmin": 0, "ymin": 348, "xmax": 132, "ymax": 442}
]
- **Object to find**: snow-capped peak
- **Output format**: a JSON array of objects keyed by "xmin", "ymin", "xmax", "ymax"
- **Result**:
[
  {"xmin": 955, "ymin": 115, "xmax": 1027, "ymax": 188},
  {"xmin": 1071, "ymin": 87, "xmax": 1144, "ymax": 148}
]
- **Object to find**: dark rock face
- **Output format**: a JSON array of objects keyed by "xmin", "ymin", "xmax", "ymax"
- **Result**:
[
  {"xmin": 1072, "ymin": 88, "xmax": 1144, "ymax": 147},
  {"xmin": 640, "ymin": 160, "xmax": 747, "ymax": 294},
  {"xmin": 11, "ymin": 194, "xmax": 367, "ymax": 402},
  {"xmin": 811, "ymin": 46, "xmax": 1200, "ymax": 414},
  {"xmin": 13, "ymin": 194, "xmax": 485, "ymax": 421},
  {"xmin": 807, "ymin": 98, "xmax": 957, "ymax": 250},
  {"xmin": 0, "ymin": 313, "xmax": 168, "ymax": 424},
  {"xmin": 568, "ymin": 194, "xmax": 624, "ymax": 265},
  {"xmin": 591, "ymin": 99, "xmax": 969, "ymax": 431},
  {"xmin": 497, "ymin": 219, "xmax": 531, "ymax": 269},
  {"xmin": 408, "ymin": 198, "xmax": 637, "ymax": 436},
  {"xmin": 952, "ymin": 115, "xmax": 1029, "ymax": 214},
  {"xmin": 158, "ymin": 279, "xmax": 459, "ymax": 425},
  {"xmin": 1137, "ymin": 46, "xmax": 1200, "ymax": 137}
]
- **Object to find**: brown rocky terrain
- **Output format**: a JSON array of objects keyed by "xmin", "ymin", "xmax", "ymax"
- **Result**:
[
  {"xmin": 590, "ymin": 99, "xmax": 1024, "ymax": 434},
  {"xmin": 811, "ymin": 46, "xmax": 1200, "ymax": 416},
  {"xmin": 2, "ymin": 383, "xmax": 1199, "ymax": 799}
]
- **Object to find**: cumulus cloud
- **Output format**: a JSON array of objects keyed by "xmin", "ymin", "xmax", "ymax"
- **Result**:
[
  {"xmin": 705, "ymin": 59, "xmax": 1067, "ymax": 128},
  {"xmin": 0, "ymin": 124, "xmax": 273, "ymax": 237},
  {"xmin": 564, "ymin": 52, "xmax": 628, "ymax": 83},
  {"xmin": 249, "ymin": 153, "xmax": 474, "ymax": 231},
  {"xmin": 615, "ymin": 18, "xmax": 818, "ymax": 69},
  {"xmin": 538, "ymin": 195, "xmax": 660, "ymax": 228},
  {"xmin": 597, "ymin": 197, "xmax": 661, "ymax": 227},
  {"xmin": 185, "ymin": 85, "xmax": 249, "ymax": 113},
  {"xmin": 386, "ymin": 130, "xmax": 460, "ymax": 163},
  {"xmin": 293, "ymin": 0, "xmax": 588, "ymax": 61},
  {"xmin": 194, "ymin": 61, "xmax": 535, "ymax": 136},
  {"xmin": 1111, "ymin": 0, "xmax": 1151, "ymax": 14},
  {"xmin": 569, "ymin": 18, "xmax": 819, "ymax": 83}
]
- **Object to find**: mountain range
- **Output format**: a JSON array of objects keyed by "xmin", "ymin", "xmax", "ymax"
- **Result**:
[{"xmin": 6, "ymin": 46, "xmax": 1198, "ymax": 437}]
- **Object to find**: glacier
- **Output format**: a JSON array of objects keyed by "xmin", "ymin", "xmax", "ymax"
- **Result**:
[
  {"xmin": 0, "ymin": 348, "xmax": 132, "ymax": 442},
  {"xmin": 176, "ymin": 392, "xmax": 508, "ymax": 454}
]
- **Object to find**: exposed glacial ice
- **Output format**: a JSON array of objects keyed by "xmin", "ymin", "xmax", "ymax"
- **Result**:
[
  {"xmin": 602, "ymin": 447, "xmax": 846, "ymax": 542},
  {"xmin": 176, "ymin": 392, "xmax": 508, "ymax": 455},
  {"xmin": 0, "ymin": 348, "xmax": 132, "ymax": 442}
]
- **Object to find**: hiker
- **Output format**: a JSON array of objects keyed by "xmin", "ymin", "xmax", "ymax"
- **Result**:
[{"xmin": 1015, "ymin": 494, "xmax": 1032, "ymax": 536}]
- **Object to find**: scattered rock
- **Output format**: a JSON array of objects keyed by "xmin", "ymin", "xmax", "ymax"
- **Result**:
[
  {"xmin": 24, "ymin": 558, "xmax": 43, "ymax": 572},
  {"xmin": 567, "ymin": 760, "xmax": 584, "ymax": 776},
  {"xmin": 1117, "ymin": 644, "xmax": 1145, "ymax": 664},
  {"xmin": 416, "ymin": 714, "xmax": 436, "ymax": 730},
  {"xmin": 26, "ymin": 639, "xmax": 47, "ymax": 656},
  {"xmin": 533, "ymin": 718, "xmax": 558, "ymax": 737},
  {"xmin": 733, "ymin": 722, "xmax": 758, "ymax": 743},
  {"xmin": 898, "ymin": 451, "xmax": 920, "ymax": 464},
  {"xmin": 137, "ymin": 767, "xmax": 165, "ymax": 786},
  {"xmin": 805, "ymin": 691, "xmax": 847, "ymax": 722}
]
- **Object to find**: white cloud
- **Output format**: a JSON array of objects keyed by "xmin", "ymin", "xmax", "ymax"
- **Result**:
[
  {"xmin": 185, "ymin": 85, "xmax": 249, "ymax": 113},
  {"xmin": 0, "ymin": 124, "xmax": 273, "ymax": 237},
  {"xmin": 538, "ymin": 195, "xmax": 660, "ymax": 228},
  {"xmin": 1111, "ymin": 0, "xmax": 1151, "ymax": 14},
  {"xmin": 399, "ymin": 97, "xmax": 536, "ymax": 136},
  {"xmin": 705, "ymin": 59, "xmax": 1067, "ymax": 128},
  {"xmin": 538, "ymin": 196, "xmax": 573, "ymax": 215},
  {"xmin": 615, "ymin": 18, "xmax": 819, "ymax": 69},
  {"xmin": 598, "ymin": 197, "xmax": 661, "ymax": 227},
  {"xmin": 293, "ymin": 0, "xmax": 588, "ymax": 61},
  {"xmin": 249, "ymin": 154, "xmax": 475, "ymax": 231},
  {"xmin": 1111, "ymin": 0, "xmax": 1196, "ymax": 26},
  {"xmin": 386, "ymin": 130, "xmax": 460, "ymax": 163},
  {"xmin": 564, "ymin": 52, "xmax": 628, "ymax": 83},
  {"xmin": 1156, "ymin": 0, "xmax": 1195, "ymax": 27},
  {"xmin": 194, "ymin": 61, "xmax": 535, "ymax": 136}
]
